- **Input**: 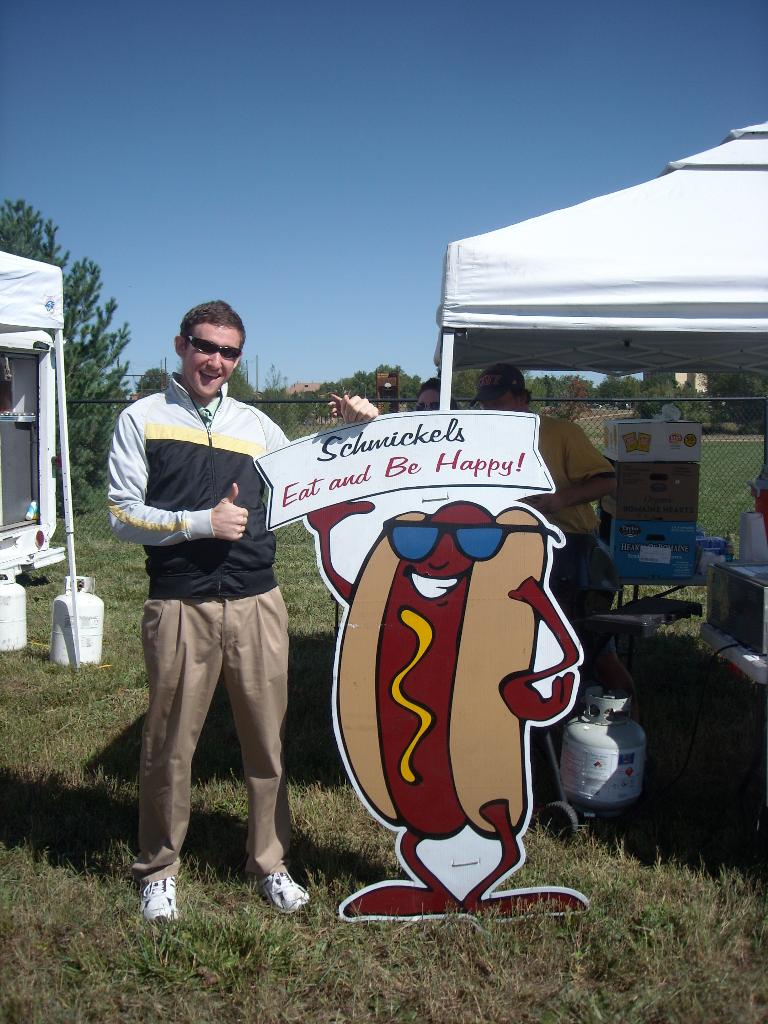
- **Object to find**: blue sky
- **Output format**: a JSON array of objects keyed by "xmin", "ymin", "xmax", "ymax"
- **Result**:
[{"xmin": 1, "ymin": 0, "xmax": 766, "ymax": 389}]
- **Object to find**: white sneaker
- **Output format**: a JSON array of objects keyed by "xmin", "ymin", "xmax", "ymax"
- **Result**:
[
  {"xmin": 140, "ymin": 876, "xmax": 178, "ymax": 922},
  {"xmin": 259, "ymin": 871, "xmax": 309, "ymax": 913}
]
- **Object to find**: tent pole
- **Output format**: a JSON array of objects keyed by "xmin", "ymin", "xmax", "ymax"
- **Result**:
[
  {"xmin": 54, "ymin": 328, "xmax": 81, "ymax": 669},
  {"xmin": 439, "ymin": 331, "xmax": 454, "ymax": 411}
]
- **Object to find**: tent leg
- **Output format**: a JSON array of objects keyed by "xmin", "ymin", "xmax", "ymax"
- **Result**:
[
  {"xmin": 54, "ymin": 328, "xmax": 81, "ymax": 669},
  {"xmin": 439, "ymin": 331, "xmax": 454, "ymax": 411}
]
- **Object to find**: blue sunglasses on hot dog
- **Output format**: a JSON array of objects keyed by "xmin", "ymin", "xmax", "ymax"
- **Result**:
[{"xmin": 387, "ymin": 521, "xmax": 551, "ymax": 562}]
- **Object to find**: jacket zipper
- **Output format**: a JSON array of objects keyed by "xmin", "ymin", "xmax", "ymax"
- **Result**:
[
  {"xmin": 174, "ymin": 378, "xmax": 231, "ymax": 598},
  {"xmin": 200, "ymin": 404, "xmax": 223, "ymax": 596}
]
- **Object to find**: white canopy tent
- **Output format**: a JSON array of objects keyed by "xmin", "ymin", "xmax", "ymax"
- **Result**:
[
  {"xmin": 0, "ymin": 250, "xmax": 64, "ymax": 333},
  {"xmin": 0, "ymin": 250, "xmax": 83, "ymax": 665},
  {"xmin": 436, "ymin": 123, "xmax": 768, "ymax": 381}
]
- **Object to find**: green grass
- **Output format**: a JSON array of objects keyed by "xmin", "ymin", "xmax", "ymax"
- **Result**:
[
  {"xmin": 1, "ymin": 512, "xmax": 767, "ymax": 1022},
  {"xmin": 698, "ymin": 438, "xmax": 761, "ymax": 539}
]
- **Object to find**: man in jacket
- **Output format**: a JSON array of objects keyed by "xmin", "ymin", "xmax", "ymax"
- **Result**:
[{"xmin": 109, "ymin": 300, "xmax": 376, "ymax": 921}]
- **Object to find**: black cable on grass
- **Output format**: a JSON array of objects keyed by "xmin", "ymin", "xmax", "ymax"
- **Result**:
[{"xmin": 641, "ymin": 642, "xmax": 741, "ymax": 803}]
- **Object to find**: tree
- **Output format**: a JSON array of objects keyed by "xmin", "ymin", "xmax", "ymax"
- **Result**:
[
  {"xmin": 451, "ymin": 369, "xmax": 478, "ymax": 404},
  {"xmin": 706, "ymin": 371, "xmax": 768, "ymax": 431},
  {"xmin": 261, "ymin": 363, "xmax": 288, "ymax": 398},
  {"xmin": 529, "ymin": 374, "xmax": 565, "ymax": 400},
  {"xmin": 137, "ymin": 368, "xmax": 168, "ymax": 394},
  {"xmin": 633, "ymin": 372, "xmax": 676, "ymax": 418},
  {"xmin": 667, "ymin": 380, "xmax": 705, "ymax": 426},
  {"xmin": 0, "ymin": 199, "xmax": 131, "ymax": 509},
  {"xmin": 225, "ymin": 364, "xmax": 256, "ymax": 402},
  {"xmin": 555, "ymin": 375, "xmax": 594, "ymax": 421},
  {"xmin": 706, "ymin": 372, "xmax": 768, "ymax": 398},
  {"xmin": 517, "ymin": 373, "xmax": 595, "ymax": 406},
  {"xmin": 257, "ymin": 364, "xmax": 296, "ymax": 435},
  {"xmin": 318, "ymin": 365, "xmax": 424, "ymax": 405},
  {"xmin": 640, "ymin": 371, "xmax": 676, "ymax": 393},
  {"xmin": 595, "ymin": 373, "xmax": 641, "ymax": 402}
]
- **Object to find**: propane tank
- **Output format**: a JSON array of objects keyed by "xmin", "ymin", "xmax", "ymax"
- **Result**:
[
  {"xmin": 50, "ymin": 576, "xmax": 104, "ymax": 666},
  {"xmin": 0, "ymin": 571, "xmax": 27, "ymax": 651},
  {"xmin": 560, "ymin": 686, "xmax": 646, "ymax": 817}
]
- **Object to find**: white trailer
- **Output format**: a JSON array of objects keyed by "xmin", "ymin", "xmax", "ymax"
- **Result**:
[
  {"xmin": 0, "ymin": 251, "xmax": 67, "ymax": 575},
  {"xmin": 0, "ymin": 328, "xmax": 63, "ymax": 572}
]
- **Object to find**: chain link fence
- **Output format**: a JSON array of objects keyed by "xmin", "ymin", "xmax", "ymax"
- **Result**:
[{"xmin": 68, "ymin": 394, "xmax": 767, "ymax": 544}]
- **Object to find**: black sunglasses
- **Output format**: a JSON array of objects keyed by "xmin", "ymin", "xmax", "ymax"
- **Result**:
[
  {"xmin": 415, "ymin": 401, "xmax": 440, "ymax": 410},
  {"xmin": 186, "ymin": 335, "xmax": 242, "ymax": 361}
]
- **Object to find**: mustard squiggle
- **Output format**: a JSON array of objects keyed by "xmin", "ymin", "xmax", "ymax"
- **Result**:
[{"xmin": 391, "ymin": 609, "xmax": 434, "ymax": 783}]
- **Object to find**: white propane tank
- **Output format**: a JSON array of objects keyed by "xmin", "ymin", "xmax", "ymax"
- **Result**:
[
  {"xmin": 0, "ymin": 571, "xmax": 27, "ymax": 650},
  {"xmin": 50, "ymin": 576, "xmax": 104, "ymax": 666},
  {"xmin": 560, "ymin": 686, "xmax": 646, "ymax": 816}
]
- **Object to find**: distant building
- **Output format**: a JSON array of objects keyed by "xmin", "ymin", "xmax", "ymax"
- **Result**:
[
  {"xmin": 642, "ymin": 369, "xmax": 707, "ymax": 392},
  {"xmin": 674, "ymin": 372, "xmax": 707, "ymax": 392},
  {"xmin": 286, "ymin": 381, "xmax": 322, "ymax": 395}
]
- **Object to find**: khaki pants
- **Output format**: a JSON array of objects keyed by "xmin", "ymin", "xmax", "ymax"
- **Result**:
[{"xmin": 132, "ymin": 589, "xmax": 290, "ymax": 883}]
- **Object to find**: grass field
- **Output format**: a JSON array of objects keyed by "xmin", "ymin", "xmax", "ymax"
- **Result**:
[{"xmin": 1, "ymin": 500, "xmax": 768, "ymax": 1022}]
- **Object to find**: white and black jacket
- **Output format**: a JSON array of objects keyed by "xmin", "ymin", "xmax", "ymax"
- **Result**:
[{"xmin": 108, "ymin": 374, "xmax": 288, "ymax": 600}]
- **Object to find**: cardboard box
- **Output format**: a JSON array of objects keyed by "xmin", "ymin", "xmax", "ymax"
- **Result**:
[
  {"xmin": 612, "ymin": 461, "xmax": 700, "ymax": 521},
  {"xmin": 603, "ymin": 419, "xmax": 702, "ymax": 462},
  {"xmin": 610, "ymin": 519, "xmax": 697, "ymax": 579}
]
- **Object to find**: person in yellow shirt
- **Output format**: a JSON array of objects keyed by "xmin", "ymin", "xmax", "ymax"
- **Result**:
[{"xmin": 475, "ymin": 363, "xmax": 638, "ymax": 708}]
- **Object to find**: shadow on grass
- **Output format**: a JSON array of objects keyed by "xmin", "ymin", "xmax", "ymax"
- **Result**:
[
  {"xmin": 86, "ymin": 634, "xmax": 345, "ymax": 787},
  {"xmin": 0, "ymin": 633, "xmax": 386, "ymax": 885},
  {"xmin": 15, "ymin": 625, "xmax": 764, "ymax": 887},
  {"xmin": 0, "ymin": 766, "xmax": 385, "ymax": 888},
  {"xmin": 537, "ymin": 632, "xmax": 768, "ymax": 876},
  {"xmin": 0, "ymin": 767, "xmax": 239, "ymax": 878}
]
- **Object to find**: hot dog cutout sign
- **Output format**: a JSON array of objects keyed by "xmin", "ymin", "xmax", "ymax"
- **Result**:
[{"xmin": 258, "ymin": 412, "xmax": 588, "ymax": 920}]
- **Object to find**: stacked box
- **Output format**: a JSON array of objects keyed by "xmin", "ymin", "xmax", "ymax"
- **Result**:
[
  {"xmin": 612, "ymin": 462, "xmax": 700, "ymax": 522},
  {"xmin": 603, "ymin": 419, "xmax": 702, "ymax": 463},
  {"xmin": 605, "ymin": 419, "xmax": 702, "ymax": 580},
  {"xmin": 610, "ymin": 520, "xmax": 698, "ymax": 579}
]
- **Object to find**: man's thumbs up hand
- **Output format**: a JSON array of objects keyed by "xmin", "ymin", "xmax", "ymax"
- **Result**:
[{"xmin": 212, "ymin": 482, "xmax": 248, "ymax": 540}]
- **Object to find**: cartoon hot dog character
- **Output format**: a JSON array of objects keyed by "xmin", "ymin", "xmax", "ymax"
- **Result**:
[{"xmin": 307, "ymin": 498, "xmax": 586, "ymax": 920}]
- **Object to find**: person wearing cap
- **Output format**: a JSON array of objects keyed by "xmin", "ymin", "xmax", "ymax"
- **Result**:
[
  {"xmin": 475, "ymin": 364, "xmax": 616, "ymax": 530},
  {"xmin": 475, "ymin": 363, "xmax": 637, "ymax": 705}
]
